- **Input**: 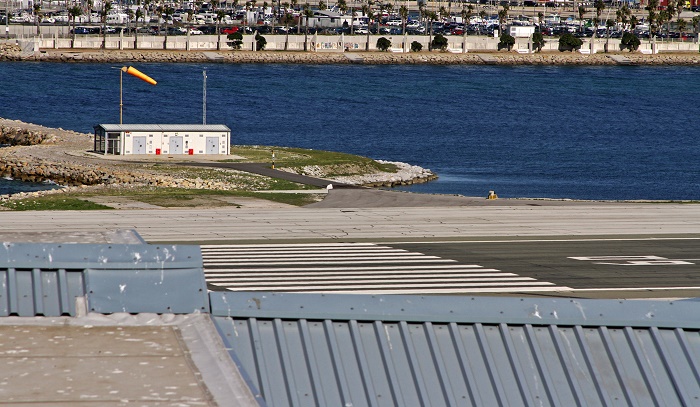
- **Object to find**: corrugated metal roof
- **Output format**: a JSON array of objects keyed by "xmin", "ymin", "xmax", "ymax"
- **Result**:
[
  {"xmin": 0, "ymin": 243, "xmax": 207, "ymax": 316},
  {"xmin": 211, "ymin": 292, "xmax": 700, "ymax": 407},
  {"xmin": 95, "ymin": 124, "xmax": 231, "ymax": 132}
]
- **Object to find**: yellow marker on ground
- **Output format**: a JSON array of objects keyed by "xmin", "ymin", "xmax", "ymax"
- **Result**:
[{"xmin": 122, "ymin": 66, "xmax": 157, "ymax": 85}]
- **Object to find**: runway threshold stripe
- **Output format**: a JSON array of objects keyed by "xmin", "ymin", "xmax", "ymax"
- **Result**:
[
  {"xmin": 202, "ymin": 253, "xmax": 427, "ymax": 259},
  {"xmin": 204, "ymin": 259, "xmax": 457, "ymax": 266},
  {"xmin": 213, "ymin": 281, "xmax": 555, "ymax": 289},
  {"xmin": 202, "ymin": 243, "xmax": 378, "ymax": 249},
  {"xmin": 204, "ymin": 255, "xmax": 446, "ymax": 262},
  {"xmin": 283, "ymin": 287, "xmax": 574, "ymax": 294},
  {"xmin": 204, "ymin": 270, "xmax": 503, "ymax": 277},
  {"xmin": 201, "ymin": 249, "xmax": 410, "ymax": 255},
  {"xmin": 203, "ymin": 265, "xmax": 484, "ymax": 272},
  {"xmin": 206, "ymin": 274, "xmax": 527, "ymax": 282}
]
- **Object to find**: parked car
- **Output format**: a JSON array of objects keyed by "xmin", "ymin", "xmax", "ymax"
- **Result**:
[
  {"xmin": 188, "ymin": 27, "xmax": 204, "ymax": 35},
  {"xmin": 221, "ymin": 26, "xmax": 239, "ymax": 34}
]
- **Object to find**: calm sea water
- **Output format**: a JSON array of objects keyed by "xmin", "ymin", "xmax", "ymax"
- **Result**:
[{"xmin": 1, "ymin": 61, "xmax": 698, "ymax": 200}]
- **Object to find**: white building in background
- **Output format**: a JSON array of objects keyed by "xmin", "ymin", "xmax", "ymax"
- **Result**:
[
  {"xmin": 301, "ymin": 10, "xmax": 352, "ymax": 28},
  {"xmin": 94, "ymin": 124, "xmax": 231, "ymax": 156}
]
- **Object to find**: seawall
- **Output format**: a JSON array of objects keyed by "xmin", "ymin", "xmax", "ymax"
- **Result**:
[{"xmin": 2, "ymin": 43, "xmax": 700, "ymax": 65}]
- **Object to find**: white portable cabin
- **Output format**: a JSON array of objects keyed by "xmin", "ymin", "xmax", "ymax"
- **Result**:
[{"xmin": 94, "ymin": 124, "xmax": 231, "ymax": 156}]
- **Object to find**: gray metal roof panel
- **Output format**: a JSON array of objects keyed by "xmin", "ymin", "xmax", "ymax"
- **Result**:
[
  {"xmin": 0, "ymin": 243, "xmax": 207, "ymax": 316},
  {"xmin": 209, "ymin": 291, "xmax": 700, "ymax": 329},
  {"xmin": 211, "ymin": 292, "xmax": 700, "ymax": 407},
  {"xmin": 96, "ymin": 124, "xmax": 230, "ymax": 132}
]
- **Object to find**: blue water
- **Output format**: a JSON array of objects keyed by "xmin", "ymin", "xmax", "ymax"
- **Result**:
[{"xmin": 1, "ymin": 61, "xmax": 698, "ymax": 200}]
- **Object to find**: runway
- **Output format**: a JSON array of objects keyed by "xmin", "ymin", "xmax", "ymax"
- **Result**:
[{"xmin": 1, "ymin": 200, "xmax": 699, "ymax": 299}]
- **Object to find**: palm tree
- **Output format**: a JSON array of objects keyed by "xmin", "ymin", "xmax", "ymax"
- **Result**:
[
  {"xmin": 616, "ymin": 4, "xmax": 630, "ymax": 31},
  {"xmin": 678, "ymin": 18, "xmax": 687, "ymax": 40},
  {"xmin": 578, "ymin": 5, "xmax": 585, "ymax": 34},
  {"xmin": 399, "ymin": 4, "xmax": 408, "ymax": 35},
  {"xmin": 33, "ymin": 3, "xmax": 41, "ymax": 36},
  {"xmin": 337, "ymin": 0, "xmax": 348, "ymax": 34},
  {"xmin": 68, "ymin": 5, "xmax": 83, "ymax": 47},
  {"xmin": 665, "ymin": 3, "xmax": 675, "ymax": 38},
  {"xmin": 282, "ymin": 4, "xmax": 294, "ymax": 49},
  {"xmin": 216, "ymin": 10, "xmax": 226, "ymax": 50},
  {"xmin": 362, "ymin": 2, "xmax": 372, "ymax": 50},
  {"xmin": 303, "ymin": 3, "xmax": 313, "ymax": 51},
  {"xmin": 660, "ymin": 10, "xmax": 671, "ymax": 38},
  {"xmin": 427, "ymin": 10, "xmax": 437, "ymax": 50},
  {"xmin": 647, "ymin": 0, "xmax": 659, "ymax": 37},
  {"xmin": 692, "ymin": 16, "xmax": 700, "ymax": 43},
  {"xmin": 497, "ymin": 4, "xmax": 508, "ymax": 36},
  {"xmin": 87, "ymin": 0, "xmax": 94, "ymax": 24},
  {"xmin": 594, "ymin": 0, "xmax": 604, "ymax": 34},
  {"xmin": 158, "ymin": 5, "xmax": 174, "ymax": 49},
  {"xmin": 101, "ymin": 0, "xmax": 112, "ymax": 50},
  {"xmin": 134, "ymin": 8, "xmax": 144, "ymax": 49},
  {"xmin": 460, "ymin": 5, "xmax": 470, "ymax": 43}
]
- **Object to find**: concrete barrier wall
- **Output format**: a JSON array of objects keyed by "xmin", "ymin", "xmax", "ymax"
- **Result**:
[{"xmin": 27, "ymin": 31, "xmax": 700, "ymax": 53}]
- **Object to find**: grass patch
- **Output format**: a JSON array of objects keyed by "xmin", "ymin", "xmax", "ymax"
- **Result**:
[
  {"xmin": 227, "ymin": 145, "xmax": 397, "ymax": 173},
  {"xmin": 0, "ymin": 197, "xmax": 112, "ymax": 211}
]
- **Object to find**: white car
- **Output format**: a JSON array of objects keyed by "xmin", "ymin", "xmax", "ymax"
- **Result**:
[{"xmin": 188, "ymin": 28, "xmax": 203, "ymax": 35}]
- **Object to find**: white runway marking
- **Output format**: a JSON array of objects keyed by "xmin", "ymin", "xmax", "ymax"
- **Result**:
[{"xmin": 202, "ymin": 243, "xmax": 572, "ymax": 294}]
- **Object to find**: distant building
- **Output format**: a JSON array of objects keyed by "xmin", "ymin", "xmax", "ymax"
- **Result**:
[
  {"xmin": 93, "ymin": 124, "xmax": 231, "ymax": 156},
  {"xmin": 301, "ymin": 10, "xmax": 352, "ymax": 28}
]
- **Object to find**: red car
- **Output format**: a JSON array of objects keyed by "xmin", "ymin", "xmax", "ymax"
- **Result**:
[{"xmin": 221, "ymin": 26, "xmax": 239, "ymax": 34}]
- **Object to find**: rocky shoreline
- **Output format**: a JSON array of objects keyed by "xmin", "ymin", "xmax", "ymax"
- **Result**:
[
  {"xmin": 2, "ymin": 43, "xmax": 700, "ymax": 65},
  {"xmin": 0, "ymin": 117, "xmax": 437, "ymax": 201}
]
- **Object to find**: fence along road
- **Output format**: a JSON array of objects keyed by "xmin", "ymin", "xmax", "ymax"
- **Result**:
[{"xmin": 201, "ymin": 242, "xmax": 572, "ymax": 294}]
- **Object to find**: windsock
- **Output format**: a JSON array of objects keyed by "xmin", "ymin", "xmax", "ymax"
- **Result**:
[{"xmin": 121, "ymin": 66, "xmax": 157, "ymax": 85}]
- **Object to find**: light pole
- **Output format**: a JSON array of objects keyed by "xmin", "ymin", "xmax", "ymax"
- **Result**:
[{"xmin": 202, "ymin": 69, "xmax": 207, "ymax": 125}]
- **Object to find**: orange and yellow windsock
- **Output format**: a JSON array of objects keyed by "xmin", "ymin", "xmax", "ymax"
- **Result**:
[{"xmin": 121, "ymin": 66, "xmax": 157, "ymax": 85}]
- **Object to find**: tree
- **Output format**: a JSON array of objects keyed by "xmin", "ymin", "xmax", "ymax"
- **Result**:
[
  {"xmin": 399, "ymin": 5, "xmax": 408, "ymax": 35},
  {"xmin": 621, "ymin": 32, "xmax": 641, "ymax": 50},
  {"xmin": 665, "ymin": 2, "xmax": 676, "ymax": 37},
  {"xmin": 532, "ymin": 31, "xmax": 545, "ymax": 52},
  {"xmin": 68, "ymin": 5, "xmax": 83, "ymax": 47},
  {"xmin": 432, "ymin": 33, "xmax": 448, "ymax": 50},
  {"xmin": 303, "ymin": 3, "xmax": 313, "ymax": 51},
  {"xmin": 255, "ymin": 32, "xmax": 267, "ymax": 50},
  {"xmin": 499, "ymin": 32, "xmax": 515, "ymax": 50},
  {"xmin": 678, "ymin": 18, "xmax": 687, "ymax": 38},
  {"xmin": 559, "ymin": 32, "xmax": 583, "ymax": 50},
  {"xmin": 577, "ymin": 5, "xmax": 586, "ymax": 33},
  {"xmin": 594, "ymin": 0, "xmax": 604, "ymax": 34},
  {"xmin": 101, "ymin": 0, "xmax": 112, "ymax": 50},
  {"xmin": 376, "ymin": 36, "xmax": 391, "ymax": 51},
  {"xmin": 134, "ymin": 8, "xmax": 144, "ymax": 48},
  {"xmin": 658, "ymin": 10, "xmax": 669, "ymax": 37},
  {"xmin": 362, "ymin": 2, "xmax": 373, "ymax": 51},
  {"xmin": 33, "ymin": 3, "xmax": 42, "ymax": 36},
  {"xmin": 410, "ymin": 40, "xmax": 422, "ymax": 52},
  {"xmin": 461, "ymin": 5, "xmax": 473, "ymax": 42},
  {"xmin": 162, "ymin": 6, "xmax": 175, "ymax": 49},
  {"xmin": 227, "ymin": 32, "xmax": 244, "ymax": 48},
  {"xmin": 692, "ymin": 16, "xmax": 700, "ymax": 43},
  {"xmin": 426, "ymin": 11, "xmax": 437, "ymax": 50},
  {"xmin": 281, "ymin": 4, "xmax": 294, "ymax": 50},
  {"xmin": 497, "ymin": 4, "xmax": 508, "ymax": 35},
  {"xmin": 647, "ymin": 0, "xmax": 659, "ymax": 37},
  {"xmin": 216, "ymin": 10, "xmax": 226, "ymax": 50}
]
